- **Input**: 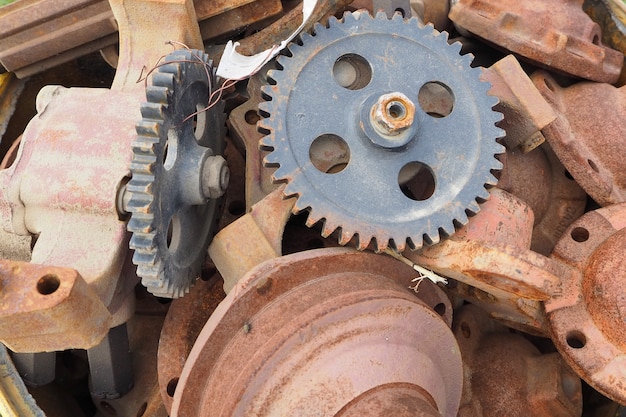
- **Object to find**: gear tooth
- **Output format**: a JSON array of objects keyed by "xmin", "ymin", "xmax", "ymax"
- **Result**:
[
  {"xmin": 375, "ymin": 11, "xmax": 388, "ymax": 20},
  {"xmin": 273, "ymin": 167, "xmax": 292, "ymax": 184},
  {"xmin": 454, "ymin": 211, "xmax": 469, "ymax": 227},
  {"xmin": 263, "ymin": 151, "xmax": 281, "ymax": 167},
  {"xmin": 393, "ymin": 238, "xmax": 407, "ymax": 253},
  {"xmin": 299, "ymin": 31, "xmax": 314, "ymax": 44},
  {"xmin": 259, "ymin": 135, "xmax": 273, "ymax": 150},
  {"xmin": 146, "ymin": 86, "xmax": 169, "ymax": 104},
  {"xmin": 355, "ymin": 234, "xmax": 372, "ymax": 251},
  {"xmin": 327, "ymin": 14, "xmax": 341, "ymax": 27},
  {"xmin": 406, "ymin": 236, "xmax": 420, "ymax": 251},
  {"xmin": 293, "ymin": 195, "xmax": 311, "ymax": 213},
  {"xmin": 339, "ymin": 229, "xmax": 353, "ymax": 246},
  {"xmin": 152, "ymin": 72, "xmax": 175, "ymax": 89},
  {"xmin": 321, "ymin": 219, "xmax": 338, "ymax": 238},
  {"xmin": 465, "ymin": 200, "xmax": 481, "ymax": 215},
  {"xmin": 424, "ymin": 233, "xmax": 439, "ymax": 245},
  {"xmin": 341, "ymin": 11, "xmax": 357, "ymax": 24},
  {"xmin": 257, "ymin": 101, "xmax": 270, "ymax": 115},
  {"xmin": 260, "ymin": 84, "xmax": 275, "ymax": 99},
  {"xmin": 476, "ymin": 187, "xmax": 491, "ymax": 201},
  {"xmin": 135, "ymin": 120, "xmax": 162, "ymax": 138},
  {"xmin": 141, "ymin": 102, "xmax": 165, "ymax": 120},
  {"xmin": 312, "ymin": 22, "xmax": 326, "ymax": 34},
  {"xmin": 304, "ymin": 211, "xmax": 320, "ymax": 227}
]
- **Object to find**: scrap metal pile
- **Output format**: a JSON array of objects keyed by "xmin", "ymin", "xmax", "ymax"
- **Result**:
[{"xmin": 1, "ymin": 0, "xmax": 626, "ymax": 415}]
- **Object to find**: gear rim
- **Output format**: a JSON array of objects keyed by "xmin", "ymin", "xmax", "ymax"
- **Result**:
[
  {"xmin": 259, "ymin": 12, "xmax": 504, "ymax": 252},
  {"xmin": 127, "ymin": 49, "xmax": 226, "ymax": 298}
]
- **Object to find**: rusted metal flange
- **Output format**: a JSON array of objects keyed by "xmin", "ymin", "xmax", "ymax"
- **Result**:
[
  {"xmin": 533, "ymin": 71, "xmax": 626, "ymax": 206},
  {"xmin": 547, "ymin": 203, "xmax": 626, "ymax": 405},
  {"xmin": 171, "ymin": 248, "xmax": 461, "ymax": 417},
  {"xmin": 450, "ymin": 0, "xmax": 624, "ymax": 83},
  {"xmin": 455, "ymin": 305, "xmax": 582, "ymax": 417}
]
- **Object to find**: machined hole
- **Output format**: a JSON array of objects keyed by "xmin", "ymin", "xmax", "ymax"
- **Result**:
[
  {"xmin": 387, "ymin": 101, "xmax": 407, "ymax": 120},
  {"xmin": 399, "ymin": 162, "xmax": 435, "ymax": 201},
  {"xmin": 245, "ymin": 110, "xmax": 260, "ymax": 125},
  {"xmin": 570, "ymin": 227, "xmax": 589, "ymax": 242},
  {"xmin": 394, "ymin": 7, "xmax": 406, "ymax": 17},
  {"xmin": 309, "ymin": 134, "xmax": 350, "ymax": 174},
  {"xmin": 167, "ymin": 377, "xmax": 179, "ymax": 397},
  {"xmin": 418, "ymin": 81, "xmax": 454, "ymax": 118},
  {"xmin": 166, "ymin": 215, "xmax": 181, "ymax": 252},
  {"xmin": 566, "ymin": 331, "xmax": 586, "ymax": 349},
  {"xmin": 333, "ymin": 54, "xmax": 372, "ymax": 90},
  {"xmin": 163, "ymin": 129, "xmax": 178, "ymax": 171},
  {"xmin": 37, "ymin": 274, "xmax": 60, "ymax": 295}
]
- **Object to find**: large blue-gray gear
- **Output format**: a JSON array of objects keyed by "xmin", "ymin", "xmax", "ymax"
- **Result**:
[
  {"xmin": 259, "ymin": 12, "xmax": 504, "ymax": 252},
  {"xmin": 127, "ymin": 49, "xmax": 226, "ymax": 298}
]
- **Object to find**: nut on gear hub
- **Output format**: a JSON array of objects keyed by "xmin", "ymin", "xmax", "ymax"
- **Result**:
[{"xmin": 259, "ymin": 12, "xmax": 504, "ymax": 252}]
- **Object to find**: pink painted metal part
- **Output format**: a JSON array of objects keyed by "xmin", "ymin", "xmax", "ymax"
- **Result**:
[
  {"xmin": 533, "ymin": 71, "xmax": 626, "ymax": 206},
  {"xmin": 455, "ymin": 305, "xmax": 582, "ymax": 417},
  {"xmin": 172, "ymin": 248, "xmax": 462, "ymax": 417},
  {"xmin": 547, "ymin": 203, "xmax": 626, "ymax": 405},
  {"xmin": 449, "ymin": 0, "xmax": 624, "ymax": 83}
]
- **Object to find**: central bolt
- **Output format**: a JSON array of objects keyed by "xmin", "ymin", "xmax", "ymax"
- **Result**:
[{"xmin": 370, "ymin": 92, "xmax": 416, "ymax": 137}]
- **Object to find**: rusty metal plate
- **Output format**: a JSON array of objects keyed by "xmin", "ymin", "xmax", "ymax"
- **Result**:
[
  {"xmin": 172, "ymin": 248, "xmax": 461, "ymax": 417},
  {"xmin": 0, "ymin": 261, "xmax": 111, "ymax": 352},
  {"xmin": 455, "ymin": 305, "xmax": 582, "ymax": 417},
  {"xmin": 547, "ymin": 203, "xmax": 626, "ymax": 405},
  {"xmin": 533, "ymin": 71, "xmax": 626, "ymax": 206},
  {"xmin": 450, "ymin": 0, "xmax": 624, "ymax": 83}
]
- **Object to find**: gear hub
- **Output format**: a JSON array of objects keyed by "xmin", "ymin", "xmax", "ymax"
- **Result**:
[{"xmin": 259, "ymin": 12, "xmax": 504, "ymax": 251}]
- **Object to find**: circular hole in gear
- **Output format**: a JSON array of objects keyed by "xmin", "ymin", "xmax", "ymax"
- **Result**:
[
  {"xmin": 399, "ymin": 162, "xmax": 435, "ymax": 201},
  {"xmin": 245, "ymin": 110, "xmax": 261, "ymax": 125},
  {"xmin": 566, "ymin": 331, "xmax": 586, "ymax": 349},
  {"xmin": 333, "ymin": 54, "xmax": 372, "ymax": 90},
  {"xmin": 309, "ymin": 134, "xmax": 350, "ymax": 174},
  {"xmin": 418, "ymin": 81, "xmax": 454, "ymax": 118},
  {"xmin": 167, "ymin": 377, "xmax": 179, "ymax": 397},
  {"xmin": 166, "ymin": 215, "xmax": 182, "ymax": 252},
  {"xmin": 570, "ymin": 227, "xmax": 589, "ymax": 242},
  {"xmin": 37, "ymin": 274, "xmax": 60, "ymax": 295},
  {"xmin": 193, "ymin": 103, "xmax": 207, "ymax": 141},
  {"xmin": 163, "ymin": 129, "xmax": 178, "ymax": 171}
]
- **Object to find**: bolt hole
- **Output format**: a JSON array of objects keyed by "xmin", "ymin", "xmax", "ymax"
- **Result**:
[
  {"xmin": 399, "ymin": 162, "xmax": 435, "ymax": 201},
  {"xmin": 418, "ymin": 81, "xmax": 454, "ymax": 118},
  {"xmin": 564, "ymin": 170, "xmax": 574, "ymax": 180},
  {"xmin": 592, "ymin": 34, "xmax": 600, "ymax": 45},
  {"xmin": 394, "ymin": 8, "xmax": 406, "ymax": 17},
  {"xmin": 136, "ymin": 402, "xmax": 148, "ymax": 417},
  {"xmin": 37, "ymin": 274, "xmax": 60, "ymax": 295},
  {"xmin": 588, "ymin": 159, "xmax": 599, "ymax": 173},
  {"xmin": 193, "ymin": 103, "xmax": 207, "ymax": 141},
  {"xmin": 433, "ymin": 303, "xmax": 446, "ymax": 316},
  {"xmin": 461, "ymin": 322, "xmax": 471, "ymax": 339},
  {"xmin": 309, "ymin": 134, "xmax": 350, "ymax": 174},
  {"xmin": 566, "ymin": 331, "xmax": 586, "ymax": 349},
  {"xmin": 387, "ymin": 101, "xmax": 407, "ymax": 120},
  {"xmin": 166, "ymin": 377, "xmax": 179, "ymax": 397},
  {"xmin": 245, "ymin": 110, "xmax": 261, "ymax": 125},
  {"xmin": 228, "ymin": 200, "xmax": 246, "ymax": 216},
  {"xmin": 333, "ymin": 54, "xmax": 372, "ymax": 90},
  {"xmin": 163, "ymin": 129, "xmax": 178, "ymax": 171},
  {"xmin": 570, "ymin": 227, "xmax": 589, "ymax": 243}
]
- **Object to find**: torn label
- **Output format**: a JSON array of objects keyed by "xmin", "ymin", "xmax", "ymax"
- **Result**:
[{"xmin": 216, "ymin": 0, "xmax": 318, "ymax": 80}]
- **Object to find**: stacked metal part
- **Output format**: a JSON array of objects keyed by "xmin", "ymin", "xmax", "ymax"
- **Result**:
[{"xmin": 0, "ymin": 0, "xmax": 625, "ymax": 416}]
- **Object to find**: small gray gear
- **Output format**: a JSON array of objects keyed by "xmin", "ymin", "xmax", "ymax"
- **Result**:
[
  {"xmin": 127, "ymin": 49, "xmax": 226, "ymax": 298},
  {"xmin": 259, "ymin": 12, "xmax": 504, "ymax": 252}
]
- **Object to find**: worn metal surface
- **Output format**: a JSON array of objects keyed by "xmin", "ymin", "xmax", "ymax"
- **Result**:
[
  {"xmin": 0, "ymin": 261, "xmax": 111, "ymax": 352},
  {"xmin": 450, "ymin": 0, "xmax": 624, "ymax": 83},
  {"xmin": 481, "ymin": 55, "xmax": 556, "ymax": 153},
  {"xmin": 208, "ymin": 186, "xmax": 295, "ymax": 293},
  {"xmin": 0, "ymin": 0, "xmax": 281, "ymax": 78},
  {"xmin": 584, "ymin": 0, "xmax": 626, "ymax": 85},
  {"xmin": 172, "ymin": 248, "xmax": 461, "ymax": 417},
  {"xmin": 455, "ymin": 305, "xmax": 582, "ymax": 417},
  {"xmin": 499, "ymin": 143, "xmax": 587, "ymax": 256},
  {"xmin": 157, "ymin": 275, "xmax": 226, "ymax": 414},
  {"xmin": 547, "ymin": 203, "xmax": 626, "ymax": 405},
  {"xmin": 0, "ymin": 344, "xmax": 45, "ymax": 417},
  {"xmin": 259, "ymin": 12, "xmax": 503, "ymax": 251},
  {"xmin": 533, "ymin": 71, "xmax": 626, "ymax": 206}
]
